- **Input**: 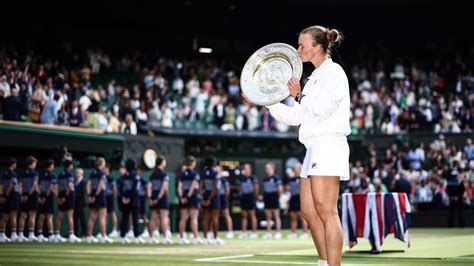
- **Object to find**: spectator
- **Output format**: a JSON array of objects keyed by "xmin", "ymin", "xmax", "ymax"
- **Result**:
[
  {"xmin": 30, "ymin": 84, "xmax": 48, "ymax": 108},
  {"xmin": 160, "ymin": 102, "xmax": 173, "ymax": 128},
  {"xmin": 147, "ymin": 100, "xmax": 162, "ymax": 128},
  {"xmin": 136, "ymin": 102, "xmax": 148, "ymax": 129},
  {"xmin": 463, "ymin": 138, "xmax": 474, "ymax": 160},
  {"xmin": 69, "ymin": 100, "xmax": 83, "ymax": 127},
  {"xmin": 407, "ymin": 143, "xmax": 424, "ymax": 170},
  {"xmin": 213, "ymin": 96, "xmax": 226, "ymax": 128},
  {"xmin": 106, "ymin": 109, "xmax": 121, "ymax": 133},
  {"xmin": 107, "ymin": 80, "xmax": 116, "ymax": 107},
  {"xmin": 95, "ymin": 106, "xmax": 109, "ymax": 131},
  {"xmin": 2, "ymin": 87, "xmax": 21, "ymax": 121},
  {"xmin": 120, "ymin": 114, "xmax": 137, "ymax": 135},
  {"xmin": 446, "ymin": 172, "xmax": 465, "ymax": 227},
  {"xmin": 0, "ymin": 74, "xmax": 10, "ymax": 98},
  {"xmin": 56, "ymin": 102, "xmax": 69, "ymax": 126},
  {"xmin": 172, "ymin": 75, "xmax": 184, "ymax": 95},
  {"xmin": 40, "ymin": 93, "xmax": 59, "ymax": 124},
  {"xmin": 391, "ymin": 173, "xmax": 412, "ymax": 198}
]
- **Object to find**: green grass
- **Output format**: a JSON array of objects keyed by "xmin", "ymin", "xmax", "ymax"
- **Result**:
[{"xmin": 0, "ymin": 228, "xmax": 473, "ymax": 265}]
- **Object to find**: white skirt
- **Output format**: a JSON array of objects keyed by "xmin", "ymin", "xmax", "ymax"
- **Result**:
[{"xmin": 300, "ymin": 133, "xmax": 350, "ymax": 181}]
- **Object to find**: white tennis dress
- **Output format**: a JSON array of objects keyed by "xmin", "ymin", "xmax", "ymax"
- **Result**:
[{"xmin": 267, "ymin": 58, "xmax": 351, "ymax": 180}]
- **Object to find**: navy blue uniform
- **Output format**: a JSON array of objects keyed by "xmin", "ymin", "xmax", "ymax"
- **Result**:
[
  {"xmin": 149, "ymin": 169, "xmax": 169, "ymax": 209},
  {"xmin": 88, "ymin": 168, "xmax": 107, "ymax": 209},
  {"xmin": 237, "ymin": 174, "xmax": 258, "ymax": 210},
  {"xmin": 105, "ymin": 175, "xmax": 116, "ymax": 213},
  {"xmin": 20, "ymin": 168, "xmax": 39, "ymax": 212},
  {"xmin": 119, "ymin": 171, "xmax": 140, "ymax": 237},
  {"xmin": 57, "ymin": 169, "xmax": 75, "ymax": 211},
  {"xmin": 38, "ymin": 170, "xmax": 57, "ymax": 214},
  {"xmin": 219, "ymin": 176, "xmax": 230, "ymax": 209},
  {"xmin": 138, "ymin": 177, "xmax": 147, "ymax": 215},
  {"xmin": 178, "ymin": 168, "xmax": 200, "ymax": 209},
  {"xmin": 201, "ymin": 167, "xmax": 221, "ymax": 209},
  {"xmin": 2, "ymin": 169, "xmax": 20, "ymax": 213},
  {"xmin": 287, "ymin": 176, "xmax": 301, "ymax": 212},
  {"xmin": 263, "ymin": 175, "xmax": 281, "ymax": 209}
]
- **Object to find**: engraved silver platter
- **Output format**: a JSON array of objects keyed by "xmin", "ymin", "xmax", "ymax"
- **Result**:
[{"xmin": 240, "ymin": 43, "xmax": 302, "ymax": 106}]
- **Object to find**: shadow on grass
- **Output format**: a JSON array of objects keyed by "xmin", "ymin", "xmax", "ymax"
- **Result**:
[{"xmin": 345, "ymin": 250, "xmax": 406, "ymax": 254}]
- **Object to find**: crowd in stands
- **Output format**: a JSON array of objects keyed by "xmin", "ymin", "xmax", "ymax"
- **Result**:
[
  {"xmin": 0, "ymin": 44, "xmax": 472, "ymax": 135},
  {"xmin": 343, "ymin": 134, "xmax": 473, "ymax": 226}
]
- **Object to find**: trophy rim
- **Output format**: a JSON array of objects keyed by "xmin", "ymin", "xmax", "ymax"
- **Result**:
[{"xmin": 240, "ymin": 42, "xmax": 302, "ymax": 106}]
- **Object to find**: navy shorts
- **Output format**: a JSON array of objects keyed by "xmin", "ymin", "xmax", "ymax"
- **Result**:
[
  {"xmin": 203, "ymin": 191, "xmax": 221, "ymax": 209},
  {"xmin": 139, "ymin": 196, "xmax": 146, "ymax": 215},
  {"xmin": 220, "ymin": 194, "xmax": 229, "ymax": 209},
  {"xmin": 20, "ymin": 193, "xmax": 38, "ymax": 213},
  {"xmin": 7, "ymin": 192, "xmax": 20, "ymax": 212},
  {"xmin": 264, "ymin": 192, "xmax": 280, "ymax": 210},
  {"xmin": 180, "ymin": 193, "xmax": 199, "ymax": 209},
  {"xmin": 240, "ymin": 193, "xmax": 255, "ymax": 210},
  {"xmin": 289, "ymin": 195, "xmax": 301, "ymax": 212},
  {"xmin": 39, "ymin": 195, "xmax": 54, "ymax": 214},
  {"xmin": 89, "ymin": 192, "xmax": 106, "ymax": 209},
  {"xmin": 106, "ymin": 195, "xmax": 115, "ymax": 213},
  {"xmin": 58, "ymin": 192, "xmax": 75, "ymax": 211},
  {"xmin": 150, "ymin": 192, "xmax": 169, "ymax": 210}
]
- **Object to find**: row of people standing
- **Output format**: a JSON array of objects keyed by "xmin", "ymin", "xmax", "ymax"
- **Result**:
[
  {"xmin": 1, "ymin": 155, "xmax": 308, "ymax": 243},
  {"xmin": 175, "ymin": 156, "xmax": 308, "ymax": 244}
]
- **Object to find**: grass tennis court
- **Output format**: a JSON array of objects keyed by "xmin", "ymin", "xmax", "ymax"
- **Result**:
[{"xmin": 0, "ymin": 228, "xmax": 472, "ymax": 265}]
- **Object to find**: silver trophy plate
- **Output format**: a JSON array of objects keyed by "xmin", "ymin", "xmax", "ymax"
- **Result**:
[{"xmin": 240, "ymin": 43, "xmax": 303, "ymax": 106}]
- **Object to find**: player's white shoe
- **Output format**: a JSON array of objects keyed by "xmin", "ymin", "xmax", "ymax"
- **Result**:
[
  {"xmin": 238, "ymin": 232, "xmax": 248, "ymax": 239},
  {"xmin": 28, "ymin": 233, "xmax": 38, "ymax": 242},
  {"xmin": 37, "ymin": 234, "xmax": 48, "ymax": 242},
  {"xmin": 262, "ymin": 232, "xmax": 272, "ymax": 239},
  {"xmin": 274, "ymin": 232, "xmax": 282, "ymax": 240},
  {"xmin": 299, "ymin": 233, "xmax": 310, "ymax": 240},
  {"xmin": 0, "ymin": 233, "xmax": 11, "ymax": 243},
  {"xmin": 287, "ymin": 233, "xmax": 297, "ymax": 239},
  {"xmin": 10, "ymin": 232, "xmax": 18, "ymax": 242},
  {"xmin": 69, "ymin": 234, "xmax": 82, "ymax": 243},
  {"xmin": 148, "ymin": 237, "xmax": 159, "ymax": 244},
  {"xmin": 178, "ymin": 236, "xmax": 190, "ymax": 245},
  {"xmin": 86, "ymin": 236, "xmax": 99, "ymax": 243},
  {"xmin": 225, "ymin": 231, "xmax": 234, "ymax": 239},
  {"xmin": 214, "ymin": 237, "xmax": 225, "ymax": 245},
  {"xmin": 134, "ymin": 237, "xmax": 145, "ymax": 244},
  {"xmin": 139, "ymin": 230, "xmax": 150, "ymax": 239},
  {"xmin": 101, "ymin": 236, "xmax": 114, "ymax": 243},
  {"xmin": 48, "ymin": 234, "xmax": 56, "ymax": 242},
  {"xmin": 191, "ymin": 237, "xmax": 204, "ymax": 245},
  {"xmin": 56, "ymin": 234, "xmax": 67, "ymax": 243},
  {"xmin": 249, "ymin": 233, "xmax": 259, "ymax": 239},
  {"xmin": 125, "ymin": 229, "xmax": 134, "ymax": 238},
  {"xmin": 108, "ymin": 229, "xmax": 120, "ymax": 238},
  {"xmin": 162, "ymin": 237, "xmax": 173, "ymax": 244},
  {"xmin": 18, "ymin": 233, "xmax": 26, "ymax": 242},
  {"xmin": 121, "ymin": 237, "xmax": 131, "ymax": 244}
]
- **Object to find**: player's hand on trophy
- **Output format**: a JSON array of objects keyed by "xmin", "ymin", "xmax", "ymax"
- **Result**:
[
  {"xmin": 287, "ymin": 77, "xmax": 301, "ymax": 97},
  {"xmin": 241, "ymin": 93, "xmax": 251, "ymax": 104}
]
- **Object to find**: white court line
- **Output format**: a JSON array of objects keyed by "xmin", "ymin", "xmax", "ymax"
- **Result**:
[
  {"xmin": 195, "ymin": 254, "xmax": 315, "ymax": 264},
  {"xmin": 194, "ymin": 254, "xmax": 255, "ymax": 262},
  {"xmin": 194, "ymin": 254, "xmax": 386, "ymax": 265}
]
